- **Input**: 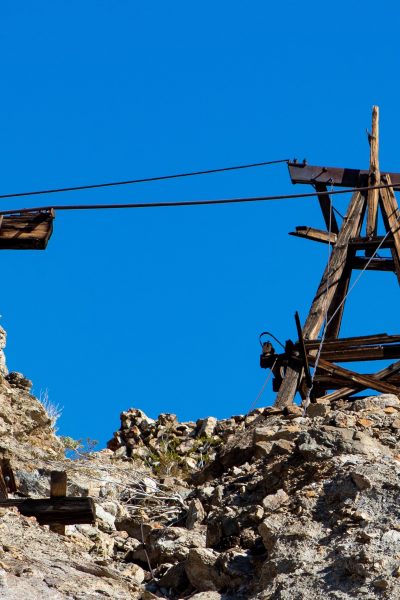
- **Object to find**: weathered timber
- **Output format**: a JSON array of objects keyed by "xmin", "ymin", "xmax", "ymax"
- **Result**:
[
  {"xmin": 288, "ymin": 162, "xmax": 400, "ymax": 188},
  {"xmin": 295, "ymin": 312, "xmax": 312, "ymax": 388},
  {"xmin": 349, "ymin": 236, "xmax": 394, "ymax": 250},
  {"xmin": 314, "ymin": 374, "xmax": 400, "ymax": 390},
  {"xmin": 289, "ymin": 226, "xmax": 337, "ymax": 245},
  {"xmin": 325, "ymin": 260, "xmax": 353, "ymax": 339},
  {"xmin": 0, "ymin": 497, "xmax": 96, "ymax": 525},
  {"xmin": 315, "ymin": 343, "xmax": 400, "ymax": 362},
  {"xmin": 304, "ymin": 333, "xmax": 400, "ymax": 350},
  {"xmin": 318, "ymin": 359, "xmax": 400, "ymax": 402},
  {"xmin": 380, "ymin": 174, "xmax": 400, "ymax": 285},
  {"xmin": 352, "ymin": 256, "xmax": 395, "ymax": 272},
  {"xmin": 366, "ymin": 106, "xmax": 380, "ymax": 237},
  {"xmin": 275, "ymin": 190, "xmax": 366, "ymax": 406},
  {"xmin": 310, "ymin": 357, "xmax": 400, "ymax": 397},
  {"xmin": 50, "ymin": 471, "xmax": 67, "ymax": 535},
  {"xmin": 0, "ymin": 212, "xmax": 54, "ymax": 250},
  {"xmin": 314, "ymin": 183, "xmax": 339, "ymax": 234}
]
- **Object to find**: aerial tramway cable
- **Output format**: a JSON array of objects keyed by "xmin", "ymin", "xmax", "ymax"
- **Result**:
[
  {"xmin": 0, "ymin": 180, "xmax": 398, "ymax": 216},
  {"xmin": 0, "ymin": 158, "xmax": 290, "ymax": 200}
]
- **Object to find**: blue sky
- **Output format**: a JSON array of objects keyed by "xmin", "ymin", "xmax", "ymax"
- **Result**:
[{"xmin": 1, "ymin": 1, "xmax": 399, "ymax": 447}]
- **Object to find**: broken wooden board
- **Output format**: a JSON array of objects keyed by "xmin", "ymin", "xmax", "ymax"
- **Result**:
[{"xmin": 289, "ymin": 226, "xmax": 337, "ymax": 245}]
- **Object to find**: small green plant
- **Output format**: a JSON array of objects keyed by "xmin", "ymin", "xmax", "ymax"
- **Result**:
[{"xmin": 60, "ymin": 436, "xmax": 99, "ymax": 459}]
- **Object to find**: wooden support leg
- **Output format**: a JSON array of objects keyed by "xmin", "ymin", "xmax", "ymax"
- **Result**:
[
  {"xmin": 380, "ymin": 174, "xmax": 400, "ymax": 285},
  {"xmin": 275, "ymin": 191, "xmax": 366, "ymax": 407},
  {"xmin": 315, "ymin": 183, "xmax": 339, "ymax": 234},
  {"xmin": 50, "ymin": 471, "xmax": 67, "ymax": 535}
]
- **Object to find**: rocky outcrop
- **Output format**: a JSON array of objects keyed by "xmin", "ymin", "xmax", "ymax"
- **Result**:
[{"xmin": 3, "ymin": 332, "xmax": 400, "ymax": 598}]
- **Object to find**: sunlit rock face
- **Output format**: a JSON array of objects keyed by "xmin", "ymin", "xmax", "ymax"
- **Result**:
[{"xmin": 2, "ymin": 320, "xmax": 400, "ymax": 598}]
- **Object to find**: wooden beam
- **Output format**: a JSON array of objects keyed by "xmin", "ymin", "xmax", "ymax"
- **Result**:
[
  {"xmin": 366, "ymin": 106, "xmax": 380, "ymax": 237},
  {"xmin": 324, "ymin": 259, "xmax": 353, "ymax": 340},
  {"xmin": 311, "ymin": 357, "xmax": 400, "ymax": 397},
  {"xmin": 351, "ymin": 256, "xmax": 395, "ymax": 272},
  {"xmin": 275, "ymin": 190, "xmax": 366, "ymax": 407},
  {"xmin": 289, "ymin": 226, "xmax": 337, "ymax": 245},
  {"xmin": 317, "ymin": 359, "xmax": 400, "ymax": 402},
  {"xmin": 349, "ymin": 236, "xmax": 394, "ymax": 250},
  {"xmin": 380, "ymin": 174, "xmax": 400, "ymax": 285},
  {"xmin": 288, "ymin": 162, "xmax": 400, "ymax": 189},
  {"xmin": 314, "ymin": 183, "xmax": 339, "ymax": 234},
  {"xmin": 295, "ymin": 311, "xmax": 312, "ymax": 388},
  {"xmin": 0, "ymin": 497, "xmax": 96, "ymax": 526},
  {"xmin": 50, "ymin": 471, "xmax": 67, "ymax": 535},
  {"xmin": 316, "ymin": 343, "xmax": 400, "ymax": 362},
  {"xmin": 305, "ymin": 332, "xmax": 400, "ymax": 350}
]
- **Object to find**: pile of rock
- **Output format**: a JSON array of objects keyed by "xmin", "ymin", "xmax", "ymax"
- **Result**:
[
  {"xmin": 101, "ymin": 394, "xmax": 400, "ymax": 598},
  {"xmin": 107, "ymin": 408, "xmax": 245, "ymax": 474}
]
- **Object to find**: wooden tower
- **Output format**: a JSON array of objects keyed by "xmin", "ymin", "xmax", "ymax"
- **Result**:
[{"xmin": 260, "ymin": 106, "xmax": 400, "ymax": 406}]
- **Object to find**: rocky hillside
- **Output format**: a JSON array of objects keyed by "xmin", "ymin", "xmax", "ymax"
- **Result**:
[{"xmin": 1, "ymin": 325, "xmax": 400, "ymax": 597}]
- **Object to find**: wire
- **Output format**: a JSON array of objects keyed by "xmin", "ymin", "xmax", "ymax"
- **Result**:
[
  {"xmin": 1, "ymin": 180, "xmax": 399, "ymax": 217},
  {"xmin": 247, "ymin": 360, "xmax": 277, "ymax": 414},
  {"xmin": 0, "ymin": 159, "xmax": 290, "ymax": 200}
]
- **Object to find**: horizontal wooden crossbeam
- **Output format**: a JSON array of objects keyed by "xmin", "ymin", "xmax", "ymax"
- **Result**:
[
  {"xmin": 311, "ymin": 344, "xmax": 400, "ymax": 363},
  {"xmin": 351, "ymin": 257, "xmax": 395, "ymax": 272},
  {"xmin": 288, "ymin": 162, "xmax": 400, "ymax": 189},
  {"xmin": 304, "ymin": 333, "xmax": 400, "ymax": 350},
  {"xmin": 0, "ymin": 497, "xmax": 96, "ymax": 525},
  {"xmin": 289, "ymin": 226, "xmax": 337, "ymax": 245}
]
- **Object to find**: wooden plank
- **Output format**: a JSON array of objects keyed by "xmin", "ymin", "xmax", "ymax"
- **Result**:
[
  {"xmin": 315, "ymin": 374, "xmax": 400, "ymax": 390},
  {"xmin": 0, "ymin": 497, "xmax": 96, "ymax": 526},
  {"xmin": 349, "ymin": 236, "xmax": 394, "ymax": 250},
  {"xmin": 289, "ymin": 226, "xmax": 337, "ymax": 245},
  {"xmin": 380, "ymin": 174, "xmax": 400, "ymax": 285},
  {"xmin": 366, "ymin": 106, "xmax": 380, "ymax": 237},
  {"xmin": 351, "ymin": 256, "xmax": 395, "ymax": 272},
  {"xmin": 50, "ymin": 471, "xmax": 67, "ymax": 535},
  {"xmin": 325, "ymin": 259, "xmax": 352, "ymax": 340},
  {"xmin": 311, "ymin": 357, "xmax": 400, "ymax": 397},
  {"xmin": 288, "ymin": 162, "xmax": 400, "ymax": 189},
  {"xmin": 318, "ymin": 359, "xmax": 400, "ymax": 402},
  {"xmin": 317, "ymin": 343, "xmax": 400, "ymax": 362},
  {"xmin": 304, "ymin": 332, "xmax": 398, "ymax": 350},
  {"xmin": 315, "ymin": 183, "xmax": 339, "ymax": 234},
  {"xmin": 275, "ymin": 190, "xmax": 366, "ymax": 407}
]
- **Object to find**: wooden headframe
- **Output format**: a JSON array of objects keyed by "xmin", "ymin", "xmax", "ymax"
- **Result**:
[{"xmin": 268, "ymin": 106, "xmax": 400, "ymax": 407}]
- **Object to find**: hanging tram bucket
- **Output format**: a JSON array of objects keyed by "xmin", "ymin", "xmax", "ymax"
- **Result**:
[{"xmin": 0, "ymin": 209, "xmax": 54, "ymax": 250}]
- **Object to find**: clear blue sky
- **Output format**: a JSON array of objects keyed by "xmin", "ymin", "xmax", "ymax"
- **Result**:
[{"xmin": 1, "ymin": 1, "xmax": 399, "ymax": 447}]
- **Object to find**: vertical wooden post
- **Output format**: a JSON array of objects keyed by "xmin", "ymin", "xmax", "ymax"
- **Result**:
[
  {"xmin": 366, "ymin": 105, "xmax": 380, "ymax": 238},
  {"xmin": 50, "ymin": 471, "xmax": 67, "ymax": 535}
]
